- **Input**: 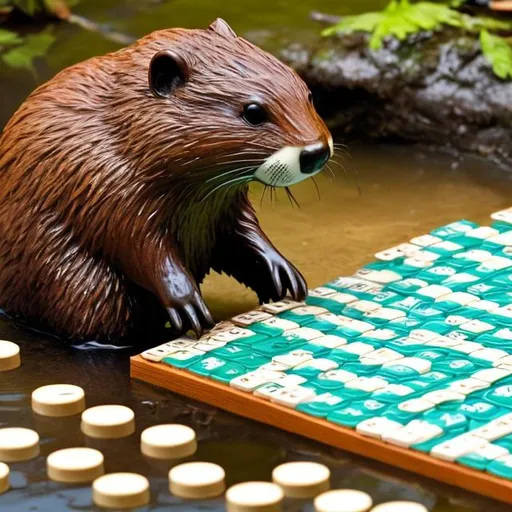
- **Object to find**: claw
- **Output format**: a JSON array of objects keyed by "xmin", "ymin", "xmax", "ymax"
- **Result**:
[
  {"xmin": 271, "ymin": 266, "xmax": 283, "ymax": 299},
  {"xmin": 196, "ymin": 299, "xmax": 215, "ymax": 328},
  {"xmin": 167, "ymin": 307, "xmax": 183, "ymax": 332},
  {"xmin": 296, "ymin": 273, "xmax": 307, "ymax": 301},
  {"xmin": 184, "ymin": 304, "xmax": 202, "ymax": 338},
  {"xmin": 285, "ymin": 267, "xmax": 299, "ymax": 301}
]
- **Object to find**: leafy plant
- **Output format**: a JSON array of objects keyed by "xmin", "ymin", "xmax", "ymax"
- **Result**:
[
  {"xmin": 322, "ymin": 0, "xmax": 512, "ymax": 50},
  {"xmin": 0, "ymin": 0, "xmax": 76, "ymax": 72},
  {"xmin": 0, "ymin": 27, "xmax": 22, "ymax": 48},
  {"xmin": 322, "ymin": 0, "xmax": 512, "ymax": 79},
  {"xmin": 480, "ymin": 29, "xmax": 512, "ymax": 79},
  {"xmin": 2, "ymin": 30, "xmax": 54, "ymax": 71}
]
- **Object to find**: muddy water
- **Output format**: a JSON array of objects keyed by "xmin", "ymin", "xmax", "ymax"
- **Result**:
[
  {"xmin": 204, "ymin": 144, "xmax": 512, "ymax": 319},
  {"xmin": 1, "ymin": 0, "xmax": 512, "ymax": 510},
  {"xmin": 0, "ymin": 143, "xmax": 511, "ymax": 512}
]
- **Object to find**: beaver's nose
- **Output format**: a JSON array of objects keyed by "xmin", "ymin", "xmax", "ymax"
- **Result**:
[{"xmin": 299, "ymin": 142, "xmax": 331, "ymax": 175}]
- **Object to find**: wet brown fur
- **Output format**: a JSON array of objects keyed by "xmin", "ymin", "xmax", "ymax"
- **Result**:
[{"xmin": 0, "ymin": 19, "xmax": 331, "ymax": 344}]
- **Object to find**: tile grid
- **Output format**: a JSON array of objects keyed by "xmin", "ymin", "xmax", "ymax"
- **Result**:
[{"xmin": 142, "ymin": 207, "xmax": 512, "ymax": 481}]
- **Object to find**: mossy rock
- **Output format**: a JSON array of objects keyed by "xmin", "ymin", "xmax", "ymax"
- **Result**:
[{"xmin": 279, "ymin": 27, "xmax": 512, "ymax": 168}]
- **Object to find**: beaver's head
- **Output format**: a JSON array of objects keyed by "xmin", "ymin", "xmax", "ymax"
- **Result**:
[{"xmin": 132, "ymin": 19, "xmax": 332, "ymax": 191}]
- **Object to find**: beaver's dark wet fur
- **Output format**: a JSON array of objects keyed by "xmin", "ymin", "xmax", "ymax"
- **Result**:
[{"xmin": 0, "ymin": 19, "xmax": 331, "ymax": 344}]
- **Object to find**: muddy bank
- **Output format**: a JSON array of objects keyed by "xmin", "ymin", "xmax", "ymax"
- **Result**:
[{"xmin": 276, "ymin": 21, "xmax": 512, "ymax": 169}]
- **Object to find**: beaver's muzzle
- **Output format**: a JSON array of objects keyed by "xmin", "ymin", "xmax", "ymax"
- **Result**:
[{"xmin": 254, "ymin": 138, "xmax": 333, "ymax": 187}]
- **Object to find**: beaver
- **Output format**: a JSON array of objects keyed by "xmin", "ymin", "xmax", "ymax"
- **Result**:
[{"xmin": 0, "ymin": 19, "xmax": 333, "ymax": 344}]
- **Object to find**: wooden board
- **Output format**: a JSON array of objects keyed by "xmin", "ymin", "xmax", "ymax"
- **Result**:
[{"xmin": 131, "ymin": 355, "xmax": 512, "ymax": 505}]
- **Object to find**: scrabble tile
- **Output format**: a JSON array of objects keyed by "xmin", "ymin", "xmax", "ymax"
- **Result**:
[
  {"xmin": 360, "ymin": 348, "xmax": 404, "ymax": 365},
  {"xmin": 447, "ymin": 378, "xmax": 490, "ymax": 395},
  {"xmin": 188, "ymin": 356, "xmax": 228, "ymax": 376},
  {"xmin": 261, "ymin": 299, "xmax": 303, "ymax": 314},
  {"xmin": 207, "ymin": 326, "xmax": 260, "ymax": 343},
  {"xmin": 421, "ymin": 390, "xmax": 465, "ymax": 405},
  {"xmin": 309, "ymin": 334, "xmax": 348, "ymax": 349},
  {"xmin": 250, "ymin": 317, "xmax": 300, "ymax": 337},
  {"xmin": 375, "ymin": 244, "xmax": 420, "ymax": 261},
  {"xmin": 293, "ymin": 358, "xmax": 339, "ymax": 378},
  {"xmin": 194, "ymin": 340, "xmax": 228, "ymax": 352},
  {"xmin": 315, "ymin": 369, "xmax": 359, "ymax": 389},
  {"xmin": 487, "ymin": 454, "xmax": 512, "ymax": 479},
  {"xmin": 307, "ymin": 287, "xmax": 338, "ymax": 299},
  {"xmin": 458, "ymin": 443, "xmax": 508, "ymax": 470},
  {"xmin": 384, "ymin": 357, "xmax": 431, "ymax": 374},
  {"xmin": 163, "ymin": 349, "xmax": 206, "ymax": 368},
  {"xmin": 356, "ymin": 417, "xmax": 404, "ymax": 439},
  {"xmin": 472, "ymin": 413, "xmax": 512, "ymax": 441},
  {"xmin": 271, "ymin": 386, "xmax": 317, "ymax": 408},
  {"xmin": 383, "ymin": 420, "xmax": 443, "ymax": 448},
  {"xmin": 473, "ymin": 367, "xmax": 512, "ymax": 384},
  {"xmin": 232, "ymin": 310, "xmax": 273, "ymax": 326},
  {"xmin": 470, "ymin": 348, "xmax": 509, "ymax": 364},
  {"xmin": 273, "ymin": 350, "xmax": 314, "ymax": 368},
  {"xmin": 296, "ymin": 392, "xmax": 347, "ymax": 417},
  {"xmin": 230, "ymin": 371, "xmax": 285, "ymax": 392},
  {"xmin": 210, "ymin": 362, "xmax": 248, "ymax": 383},
  {"xmin": 423, "ymin": 410, "xmax": 468, "ymax": 432},
  {"xmin": 431, "ymin": 433, "xmax": 489, "ymax": 461},
  {"xmin": 488, "ymin": 231, "xmax": 512, "ymax": 246},
  {"xmin": 416, "ymin": 285, "xmax": 453, "ymax": 300},
  {"xmin": 410, "ymin": 234, "xmax": 442, "ymax": 247},
  {"xmin": 397, "ymin": 399, "xmax": 435, "ymax": 414},
  {"xmin": 327, "ymin": 399, "xmax": 388, "ymax": 428},
  {"xmin": 345, "ymin": 377, "xmax": 388, "ymax": 393},
  {"xmin": 491, "ymin": 207, "xmax": 512, "ymax": 224},
  {"xmin": 142, "ymin": 345, "xmax": 180, "ymax": 362}
]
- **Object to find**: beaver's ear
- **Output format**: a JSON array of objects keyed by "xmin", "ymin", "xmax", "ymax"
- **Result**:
[
  {"xmin": 208, "ymin": 18, "xmax": 237, "ymax": 38},
  {"xmin": 148, "ymin": 50, "xmax": 189, "ymax": 98}
]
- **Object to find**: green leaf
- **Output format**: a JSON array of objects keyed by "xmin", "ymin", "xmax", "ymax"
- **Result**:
[
  {"xmin": 321, "ymin": 12, "xmax": 384, "ymax": 37},
  {"xmin": 0, "ymin": 29, "xmax": 23, "ymax": 47},
  {"xmin": 480, "ymin": 29, "xmax": 512, "ymax": 79},
  {"xmin": 463, "ymin": 15, "xmax": 512, "ymax": 32},
  {"xmin": 323, "ymin": 0, "xmax": 512, "ymax": 49},
  {"xmin": 1, "ymin": 30, "xmax": 55, "ymax": 71}
]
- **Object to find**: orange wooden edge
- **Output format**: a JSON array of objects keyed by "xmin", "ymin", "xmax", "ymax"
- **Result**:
[{"xmin": 130, "ymin": 355, "xmax": 512, "ymax": 505}]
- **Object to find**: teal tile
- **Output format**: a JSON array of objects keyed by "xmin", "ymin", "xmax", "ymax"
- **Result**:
[{"xmin": 210, "ymin": 362, "xmax": 248, "ymax": 383}]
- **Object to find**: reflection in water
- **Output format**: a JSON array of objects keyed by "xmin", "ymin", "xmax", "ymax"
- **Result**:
[{"xmin": 0, "ymin": 143, "xmax": 510, "ymax": 511}]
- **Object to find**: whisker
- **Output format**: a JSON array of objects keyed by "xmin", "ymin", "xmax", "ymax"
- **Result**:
[
  {"xmin": 284, "ymin": 187, "xmax": 294, "ymax": 209},
  {"xmin": 205, "ymin": 165, "xmax": 255, "ymax": 183},
  {"xmin": 311, "ymin": 176, "xmax": 321, "ymax": 201},
  {"xmin": 329, "ymin": 158, "xmax": 349, "ymax": 180},
  {"xmin": 330, "ymin": 156, "xmax": 362, "ymax": 195},
  {"xmin": 333, "ymin": 146, "xmax": 351, "ymax": 159},
  {"xmin": 201, "ymin": 175, "xmax": 251, "ymax": 202},
  {"xmin": 285, "ymin": 187, "xmax": 301, "ymax": 209},
  {"xmin": 181, "ymin": 156, "xmax": 263, "ymax": 169},
  {"xmin": 326, "ymin": 163, "xmax": 336, "ymax": 180},
  {"xmin": 260, "ymin": 185, "xmax": 268, "ymax": 211}
]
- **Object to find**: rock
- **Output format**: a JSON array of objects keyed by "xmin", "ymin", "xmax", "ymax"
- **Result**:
[{"xmin": 278, "ymin": 25, "xmax": 512, "ymax": 169}]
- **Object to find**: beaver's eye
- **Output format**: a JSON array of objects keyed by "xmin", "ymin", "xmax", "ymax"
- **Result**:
[
  {"xmin": 308, "ymin": 92, "xmax": 314, "ymax": 104},
  {"xmin": 242, "ymin": 103, "xmax": 267, "ymax": 126}
]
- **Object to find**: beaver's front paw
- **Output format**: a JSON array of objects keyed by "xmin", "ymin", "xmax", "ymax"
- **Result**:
[
  {"xmin": 166, "ymin": 291, "xmax": 214, "ymax": 337},
  {"xmin": 162, "ymin": 282, "xmax": 214, "ymax": 337},
  {"xmin": 258, "ymin": 250, "xmax": 307, "ymax": 303}
]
